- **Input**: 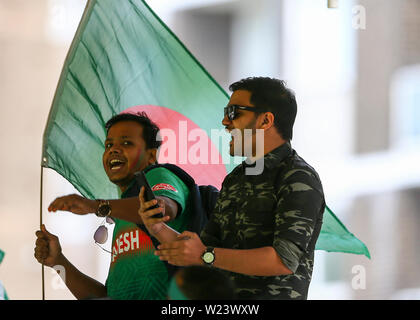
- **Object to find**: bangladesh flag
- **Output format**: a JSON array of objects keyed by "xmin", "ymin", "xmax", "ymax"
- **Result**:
[{"xmin": 42, "ymin": 0, "xmax": 370, "ymax": 258}]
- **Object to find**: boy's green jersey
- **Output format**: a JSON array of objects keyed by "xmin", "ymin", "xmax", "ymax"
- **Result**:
[{"xmin": 105, "ymin": 167, "xmax": 190, "ymax": 300}]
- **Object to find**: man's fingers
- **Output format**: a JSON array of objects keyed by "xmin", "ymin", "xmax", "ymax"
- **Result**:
[
  {"xmin": 139, "ymin": 201, "xmax": 160, "ymax": 215},
  {"xmin": 156, "ymin": 198, "xmax": 165, "ymax": 208},
  {"xmin": 155, "ymin": 249, "xmax": 175, "ymax": 257},
  {"xmin": 142, "ymin": 206, "xmax": 165, "ymax": 217},
  {"xmin": 48, "ymin": 203, "xmax": 57, "ymax": 212},
  {"xmin": 34, "ymin": 253, "xmax": 47, "ymax": 265},
  {"xmin": 35, "ymin": 234, "xmax": 50, "ymax": 261},
  {"xmin": 138, "ymin": 186, "xmax": 145, "ymax": 203},
  {"xmin": 41, "ymin": 225, "xmax": 57, "ymax": 240},
  {"xmin": 156, "ymin": 253, "xmax": 169, "ymax": 261},
  {"xmin": 168, "ymin": 260, "xmax": 183, "ymax": 266},
  {"xmin": 49, "ymin": 202, "xmax": 65, "ymax": 212},
  {"xmin": 143, "ymin": 199, "xmax": 159, "ymax": 210},
  {"xmin": 155, "ymin": 250, "xmax": 179, "ymax": 259},
  {"xmin": 154, "ymin": 244, "xmax": 189, "ymax": 266},
  {"xmin": 41, "ymin": 224, "xmax": 50, "ymax": 235},
  {"xmin": 34, "ymin": 251, "xmax": 43, "ymax": 262},
  {"xmin": 35, "ymin": 238, "xmax": 48, "ymax": 247},
  {"xmin": 48, "ymin": 194, "xmax": 80, "ymax": 212},
  {"xmin": 34, "ymin": 247, "xmax": 48, "ymax": 256},
  {"xmin": 138, "ymin": 187, "xmax": 148, "ymax": 210},
  {"xmin": 157, "ymin": 255, "xmax": 183, "ymax": 267},
  {"xmin": 34, "ymin": 246, "xmax": 49, "ymax": 260},
  {"xmin": 35, "ymin": 230, "xmax": 52, "ymax": 242},
  {"xmin": 48, "ymin": 197, "xmax": 61, "ymax": 211},
  {"xmin": 139, "ymin": 198, "xmax": 165, "ymax": 218},
  {"xmin": 34, "ymin": 245, "xmax": 47, "ymax": 253},
  {"xmin": 48, "ymin": 197, "xmax": 65, "ymax": 212},
  {"xmin": 177, "ymin": 231, "xmax": 197, "ymax": 241},
  {"xmin": 35, "ymin": 230, "xmax": 46, "ymax": 239},
  {"xmin": 47, "ymin": 201, "xmax": 54, "ymax": 212},
  {"xmin": 156, "ymin": 241, "xmax": 182, "ymax": 251},
  {"xmin": 145, "ymin": 214, "xmax": 170, "ymax": 224}
]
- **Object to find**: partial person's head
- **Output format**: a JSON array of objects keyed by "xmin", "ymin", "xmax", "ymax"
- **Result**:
[
  {"xmin": 102, "ymin": 112, "xmax": 161, "ymax": 192},
  {"xmin": 168, "ymin": 266, "xmax": 236, "ymax": 300},
  {"xmin": 223, "ymin": 77, "xmax": 297, "ymax": 156}
]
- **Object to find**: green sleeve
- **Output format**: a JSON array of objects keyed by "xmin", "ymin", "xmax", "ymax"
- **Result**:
[{"xmin": 145, "ymin": 167, "xmax": 189, "ymax": 216}]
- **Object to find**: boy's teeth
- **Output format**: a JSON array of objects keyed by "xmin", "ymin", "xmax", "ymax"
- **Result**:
[{"xmin": 109, "ymin": 159, "xmax": 125, "ymax": 170}]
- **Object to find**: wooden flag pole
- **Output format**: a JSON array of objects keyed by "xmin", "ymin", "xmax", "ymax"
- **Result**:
[{"xmin": 40, "ymin": 165, "xmax": 45, "ymax": 300}]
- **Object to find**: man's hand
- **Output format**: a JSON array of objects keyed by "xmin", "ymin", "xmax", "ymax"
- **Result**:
[
  {"xmin": 155, "ymin": 231, "xmax": 206, "ymax": 266},
  {"xmin": 138, "ymin": 186, "xmax": 170, "ymax": 236},
  {"xmin": 48, "ymin": 194, "xmax": 97, "ymax": 215},
  {"xmin": 34, "ymin": 225, "xmax": 63, "ymax": 267}
]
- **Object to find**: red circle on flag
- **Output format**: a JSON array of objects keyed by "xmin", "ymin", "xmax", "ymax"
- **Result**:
[{"xmin": 121, "ymin": 105, "xmax": 227, "ymax": 189}]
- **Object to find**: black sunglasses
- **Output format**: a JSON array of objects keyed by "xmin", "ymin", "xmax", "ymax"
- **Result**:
[{"xmin": 224, "ymin": 105, "xmax": 264, "ymax": 121}]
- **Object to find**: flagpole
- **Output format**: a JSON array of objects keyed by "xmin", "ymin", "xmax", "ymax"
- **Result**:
[{"xmin": 40, "ymin": 165, "xmax": 45, "ymax": 300}]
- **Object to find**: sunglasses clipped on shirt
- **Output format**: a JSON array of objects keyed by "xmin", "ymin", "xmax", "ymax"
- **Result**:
[
  {"xmin": 94, "ymin": 216, "xmax": 115, "ymax": 254},
  {"xmin": 224, "ymin": 104, "xmax": 265, "ymax": 121}
]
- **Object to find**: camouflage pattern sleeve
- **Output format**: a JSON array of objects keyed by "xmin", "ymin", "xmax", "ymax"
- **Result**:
[
  {"xmin": 273, "ymin": 238, "xmax": 303, "ymax": 273},
  {"xmin": 200, "ymin": 197, "xmax": 223, "ymax": 248},
  {"xmin": 273, "ymin": 169, "xmax": 324, "ymax": 270}
]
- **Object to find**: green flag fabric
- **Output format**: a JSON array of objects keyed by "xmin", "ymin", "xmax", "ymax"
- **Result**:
[
  {"xmin": 42, "ymin": 0, "xmax": 370, "ymax": 258},
  {"xmin": 316, "ymin": 206, "xmax": 370, "ymax": 258},
  {"xmin": 0, "ymin": 249, "xmax": 8, "ymax": 300},
  {"xmin": 0, "ymin": 281, "xmax": 8, "ymax": 300}
]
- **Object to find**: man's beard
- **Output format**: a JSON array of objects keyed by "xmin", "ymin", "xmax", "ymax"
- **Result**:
[{"xmin": 229, "ymin": 119, "xmax": 258, "ymax": 157}]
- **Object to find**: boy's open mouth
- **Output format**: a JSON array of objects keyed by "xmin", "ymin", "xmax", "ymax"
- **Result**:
[{"xmin": 109, "ymin": 158, "xmax": 126, "ymax": 171}]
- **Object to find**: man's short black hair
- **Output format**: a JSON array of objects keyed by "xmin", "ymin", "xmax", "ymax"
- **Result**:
[
  {"xmin": 177, "ymin": 265, "xmax": 236, "ymax": 300},
  {"xmin": 229, "ymin": 77, "xmax": 297, "ymax": 140},
  {"xmin": 105, "ymin": 112, "xmax": 162, "ymax": 149}
]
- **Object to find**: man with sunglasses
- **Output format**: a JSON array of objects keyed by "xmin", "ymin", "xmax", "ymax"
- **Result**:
[
  {"xmin": 149, "ymin": 77, "xmax": 326, "ymax": 300},
  {"xmin": 34, "ymin": 112, "xmax": 192, "ymax": 300}
]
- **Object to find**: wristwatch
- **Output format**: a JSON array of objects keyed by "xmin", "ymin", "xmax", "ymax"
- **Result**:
[
  {"xmin": 95, "ymin": 200, "xmax": 111, "ymax": 217},
  {"xmin": 201, "ymin": 247, "xmax": 215, "ymax": 266}
]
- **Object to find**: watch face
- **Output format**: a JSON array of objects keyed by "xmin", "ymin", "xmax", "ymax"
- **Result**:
[
  {"xmin": 98, "ymin": 204, "xmax": 111, "ymax": 217},
  {"xmin": 203, "ymin": 252, "xmax": 214, "ymax": 264}
]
